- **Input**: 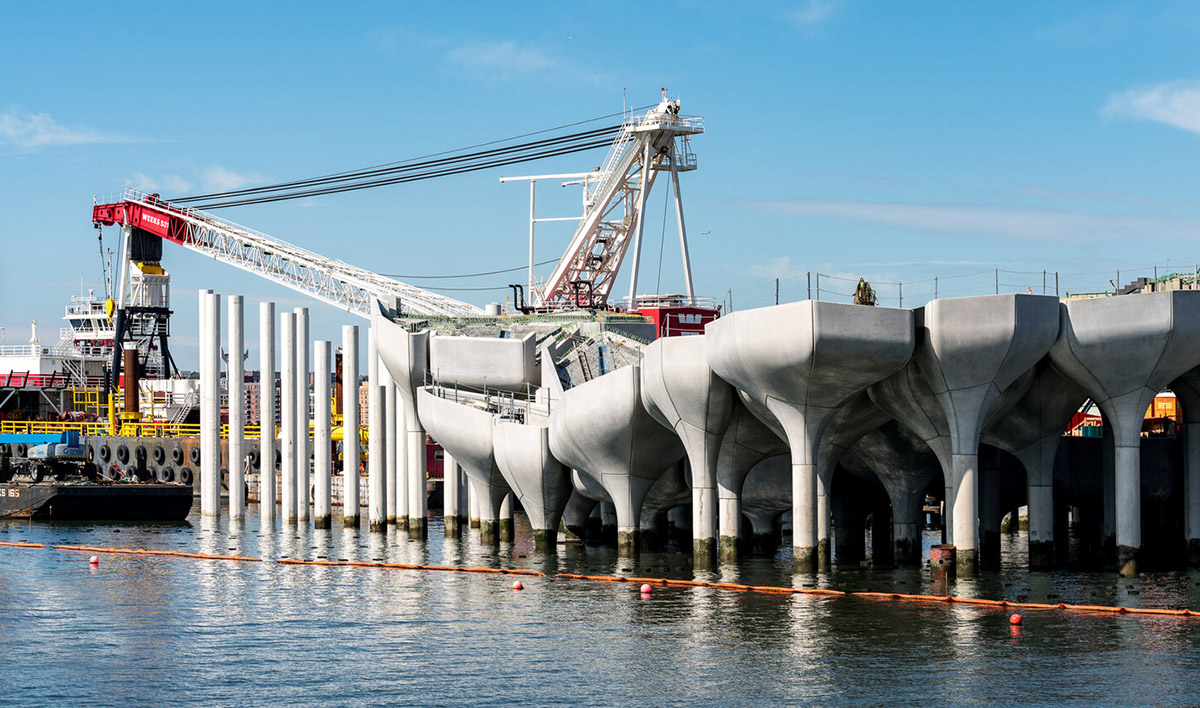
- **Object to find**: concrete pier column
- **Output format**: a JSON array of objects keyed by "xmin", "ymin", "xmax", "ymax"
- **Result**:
[
  {"xmin": 982, "ymin": 362, "xmax": 1089, "ymax": 570},
  {"xmin": 548, "ymin": 365, "xmax": 685, "ymax": 557},
  {"xmin": 909, "ymin": 295, "xmax": 1060, "ymax": 576},
  {"xmin": 493, "ymin": 422, "xmax": 571, "ymax": 552},
  {"xmin": 469, "ymin": 478, "xmax": 501, "ymax": 543},
  {"xmin": 640, "ymin": 335, "xmax": 734, "ymax": 568},
  {"xmin": 294, "ymin": 307, "xmax": 310, "ymax": 523},
  {"xmin": 468, "ymin": 481, "xmax": 480, "ymax": 529},
  {"xmin": 259, "ymin": 302, "xmax": 276, "ymax": 525},
  {"xmin": 600, "ymin": 502, "xmax": 618, "ymax": 542},
  {"xmin": 368, "ymin": 383, "xmax": 387, "ymax": 532},
  {"xmin": 1050, "ymin": 291, "xmax": 1200, "ymax": 575},
  {"xmin": 708, "ymin": 301, "xmax": 915, "ymax": 571},
  {"xmin": 395, "ymin": 395, "xmax": 409, "ymax": 530},
  {"xmin": 406, "ymin": 416, "xmax": 427, "ymax": 539},
  {"xmin": 841, "ymin": 425, "xmax": 941, "ymax": 568},
  {"xmin": 458, "ymin": 466, "xmax": 469, "ymax": 528},
  {"xmin": 816, "ymin": 475, "xmax": 831, "ymax": 570},
  {"xmin": 1168, "ymin": 369, "xmax": 1200, "ymax": 566},
  {"xmin": 443, "ymin": 451, "xmax": 461, "ymax": 538},
  {"xmin": 199, "ymin": 290, "xmax": 221, "ymax": 517},
  {"xmin": 718, "ymin": 488, "xmax": 741, "ymax": 562},
  {"xmin": 813, "ymin": 392, "xmax": 890, "ymax": 569},
  {"xmin": 715, "ymin": 399, "xmax": 788, "ymax": 563},
  {"xmin": 369, "ymin": 311, "xmax": 430, "ymax": 539},
  {"xmin": 280, "ymin": 313, "xmax": 296, "ymax": 523},
  {"xmin": 561, "ymin": 491, "xmax": 597, "ymax": 543},
  {"xmin": 341, "ymin": 325, "xmax": 360, "ymax": 527},
  {"xmin": 383, "ymin": 371, "xmax": 397, "ymax": 525},
  {"xmin": 313, "ymin": 340, "xmax": 332, "ymax": 529},
  {"xmin": 499, "ymin": 493, "xmax": 515, "ymax": 542},
  {"xmin": 367, "ymin": 329, "xmax": 386, "ymax": 531},
  {"xmin": 227, "ymin": 295, "xmax": 246, "ymax": 520},
  {"xmin": 415, "ymin": 387, "xmax": 508, "ymax": 543}
]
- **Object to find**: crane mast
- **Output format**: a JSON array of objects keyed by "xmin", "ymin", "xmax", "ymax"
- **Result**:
[{"xmin": 534, "ymin": 94, "xmax": 703, "ymax": 310}]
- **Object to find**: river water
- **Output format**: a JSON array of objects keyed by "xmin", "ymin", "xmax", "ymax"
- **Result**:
[{"xmin": 2, "ymin": 507, "xmax": 1198, "ymax": 707}]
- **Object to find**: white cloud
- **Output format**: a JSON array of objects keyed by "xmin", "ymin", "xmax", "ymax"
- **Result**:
[
  {"xmin": 1104, "ymin": 80, "xmax": 1200, "ymax": 137},
  {"xmin": 445, "ymin": 40, "xmax": 557, "ymax": 81},
  {"xmin": 743, "ymin": 198, "xmax": 1200, "ymax": 243},
  {"xmin": 749, "ymin": 255, "xmax": 807, "ymax": 279},
  {"xmin": 0, "ymin": 110, "xmax": 143, "ymax": 149},
  {"xmin": 789, "ymin": 0, "xmax": 845, "ymax": 26},
  {"xmin": 201, "ymin": 166, "xmax": 266, "ymax": 192},
  {"xmin": 120, "ymin": 165, "xmax": 265, "ymax": 198},
  {"xmin": 124, "ymin": 171, "xmax": 193, "ymax": 195}
]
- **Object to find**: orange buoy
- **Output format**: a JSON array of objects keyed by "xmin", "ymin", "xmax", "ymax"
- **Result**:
[{"xmin": 1010, "ymin": 613, "xmax": 1022, "ymax": 625}]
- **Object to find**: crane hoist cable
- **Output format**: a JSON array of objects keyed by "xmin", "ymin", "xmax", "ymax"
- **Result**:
[
  {"xmin": 175, "ymin": 125, "xmax": 621, "ymax": 205},
  {"xmin": 190, "ymin": 137, "xmax": 616, "ymax": 209}
]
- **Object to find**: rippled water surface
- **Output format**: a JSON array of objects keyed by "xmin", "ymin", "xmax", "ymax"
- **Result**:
[{"xmin": 2, "ymin": 507, "xmax": 1198, "ymax": 707}]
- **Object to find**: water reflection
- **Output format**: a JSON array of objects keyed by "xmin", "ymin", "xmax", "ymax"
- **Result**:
[{"xmin": 2, "ymin": 508, "xmax": 1200, "ymax": 706}]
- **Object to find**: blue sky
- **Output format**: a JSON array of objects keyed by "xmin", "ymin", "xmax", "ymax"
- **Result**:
[{"xmin": 2, "ymin": 1, "xmax": 1199, "ymax": 367}]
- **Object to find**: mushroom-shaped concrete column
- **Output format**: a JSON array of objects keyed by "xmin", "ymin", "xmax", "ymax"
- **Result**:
[
  {"xmin": 814, "ymin": 392, "xmax": 891, "ymax": 568},
  {"xmin": 707, "ymin": 301, "xmax": 915, "ymax": 571},
  {"xmin": 715, "ymin": 397, "xmax": 788, "ymax": 561},
  {"xmin": 372, "ymin": 307, "xmax": 431, "ymax": 538},
  {"xmin": 493, "ymin": 421, "xmax": 572, "ymax": 552},
  {"xmin": 1170, "ymin": 368, "xmax": 1200, "ymax": 567},
  {"xmin": 980, "ymin": 362, "xmax": 1087, "ymax": 568},
  {"xmin": 641, "ymin": 335, "xmax": 735, "ymax": 566},
  {"xmin": 549, "ymin": 365, "xmax": 685, "ymax": 555},
  {"xmin": 1051, "ymin": 291, "xmax": 1200, "ymax": 575},
  {"xmin": 915, "ymin": 294, "xmax": 1060, "ymax": 575},
  {"xmin": 843, "ymin": 423, "xmax": 942, "ymax": 565},
  {"xmin": 417, "ymin": 388, "xmax": 512, "ymax": 543}
]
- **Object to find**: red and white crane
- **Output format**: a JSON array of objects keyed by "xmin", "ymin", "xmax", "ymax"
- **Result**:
[{"xmin": 92, "ymin": 94, "xmax": 705, "ymax": 323}]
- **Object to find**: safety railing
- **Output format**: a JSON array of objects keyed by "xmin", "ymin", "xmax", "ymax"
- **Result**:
[{"xmin": 0, "ymin": 419, "xmax": 269, "ymax": 439}]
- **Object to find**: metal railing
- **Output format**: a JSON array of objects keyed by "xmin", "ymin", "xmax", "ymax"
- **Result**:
[{"xmin": 0, "ymin": 419, "xmax": 269, "ymax": 439}]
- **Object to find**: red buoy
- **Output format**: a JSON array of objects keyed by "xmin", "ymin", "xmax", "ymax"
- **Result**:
[
  {"xmin": 640, "ymin": 583, "xmax": 652, "ymax": 594},
  {"xmin": 89, "ymin": 555, "xmax": 99, "ymax": 566},
  {"xmin": 512, "ymin": 580, "xmax": 523, "ymax": 591},
  {"xmin": 1009, "ymin": 613, "xmax": 1022, "ymax": 625}
]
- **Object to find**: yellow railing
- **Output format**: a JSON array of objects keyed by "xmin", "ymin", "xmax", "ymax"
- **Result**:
[{"xmin": 0, "ymin": 420, "xmax": 273, "ymax": 439}]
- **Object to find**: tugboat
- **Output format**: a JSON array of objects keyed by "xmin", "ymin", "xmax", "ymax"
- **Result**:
[{"xmin": 0, "ymin": 432, "xmax": 192, "ymax": 521}]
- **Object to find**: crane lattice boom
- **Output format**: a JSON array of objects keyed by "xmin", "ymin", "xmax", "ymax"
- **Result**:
[
  {"xmin": 92, "ymin": 189, "xmax": 483, "ymax": 319},
  {"xmin": 536, "ymin": 97, "xmax": 703, "ymax": 309}
]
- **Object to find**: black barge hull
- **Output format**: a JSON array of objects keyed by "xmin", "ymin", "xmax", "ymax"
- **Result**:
[{"xmin": 0, "ymin": 483, "xmax": 193, "ymax": 521}]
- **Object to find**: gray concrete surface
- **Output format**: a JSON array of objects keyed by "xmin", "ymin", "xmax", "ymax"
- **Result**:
[
  {"xmin": 640, "ymin": 335, "xmax": 734, "ymax": 565},
  {"xmin": 912, "ymin": 294, "xmax": 1060, "ymax": 575},
  {"xmin": 707, "ymin": 300, "xmax": 914, "ymax": 571},
  {"xmin": 549, "ymin": 364, "xmax": 685, "ymax": 555},
  {"xmin": 493, "ymin": 421, "xmax": 572, "ymax": 550},
  {"xmin": 417, "ymin": 386, "xmax": 512, "ymax": 543},
  {"xmin": 1050, "ymin": 291, "xmax": 1200, "ymax": 575},
  {"xmin": 715, "ymin": 396, "xmax": 788, "ymax": 561}
]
